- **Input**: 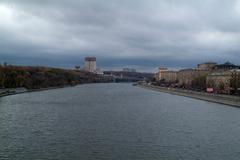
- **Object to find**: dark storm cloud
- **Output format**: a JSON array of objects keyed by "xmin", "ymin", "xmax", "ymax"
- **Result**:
[{"xmin": 0, "ymin": 0, "xmax": 240, "ymax": 71}]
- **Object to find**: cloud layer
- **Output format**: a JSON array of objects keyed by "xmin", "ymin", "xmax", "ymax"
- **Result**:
[{"xmin": 0, "ymin": 0, "xmax": 240, "ymax": 71}]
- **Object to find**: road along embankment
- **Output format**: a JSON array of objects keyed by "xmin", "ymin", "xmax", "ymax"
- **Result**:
[{"xmin": 139, "ymin": 84, "xmax": 240, "ymax": 107}]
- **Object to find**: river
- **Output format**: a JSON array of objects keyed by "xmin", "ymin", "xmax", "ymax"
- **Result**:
[{"xmin": 1, "ymin": 83, "xmax": 240, "ymax": 160}]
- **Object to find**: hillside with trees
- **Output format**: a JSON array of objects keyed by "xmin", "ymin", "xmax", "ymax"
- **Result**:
[{"xmin": 0, "ymin": 65, "xmax": 112, "ymax": 89}]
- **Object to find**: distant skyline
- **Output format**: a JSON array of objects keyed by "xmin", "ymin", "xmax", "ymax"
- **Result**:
[{"xmin": 0, "ymin": 0, "xmax": 240, "ymax": 72}]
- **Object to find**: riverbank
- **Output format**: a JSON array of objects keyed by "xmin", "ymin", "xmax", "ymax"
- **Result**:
[
  {"xmin": 139, "ymin": 84, "xmax": 240, "ymax": 107},
  {"xmin": 0, "ymin": 85, "xmax": 75, "ymax": 98}
]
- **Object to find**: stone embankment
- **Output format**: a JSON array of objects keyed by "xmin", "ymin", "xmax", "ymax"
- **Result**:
[{"xmin": 139, "ymin": 84, "xmax": 240, "ymax": 107}]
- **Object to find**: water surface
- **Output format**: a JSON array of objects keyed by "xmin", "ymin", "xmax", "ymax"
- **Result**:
[{"xmin": 1, "ymin": 83, "xmax": 240, "ymax": 160}]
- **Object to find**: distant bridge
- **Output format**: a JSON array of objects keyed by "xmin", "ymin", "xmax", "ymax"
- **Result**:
[
  {"xmin": 105, "ymin": 74, "xmax": 146, "ymax": 83},
  {"xmin": 103, "ymin": 71, "xmax": 154, "ymax": 83}
]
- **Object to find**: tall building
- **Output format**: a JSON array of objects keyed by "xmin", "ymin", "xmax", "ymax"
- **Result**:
[{"xmin": 84, "ymin": 57, "xmax": 96, "ymax": 72}]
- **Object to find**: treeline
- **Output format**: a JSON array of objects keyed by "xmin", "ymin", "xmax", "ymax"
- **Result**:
[{"xmin": 0, "ymin": 65, "xmax": 112, "ymax": 89}]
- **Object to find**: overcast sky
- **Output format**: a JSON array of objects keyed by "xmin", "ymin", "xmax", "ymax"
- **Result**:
[{"xmin": 0, "ymin": 0, "xmax": 240, "ymax": 71}]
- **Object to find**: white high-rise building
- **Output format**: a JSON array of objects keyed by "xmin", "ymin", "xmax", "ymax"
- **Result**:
[{"xmin": 84, "ymin": 57, "xmax": 96, "ymax": 72}]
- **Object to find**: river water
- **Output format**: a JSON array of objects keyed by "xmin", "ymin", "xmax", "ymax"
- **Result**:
[{"xmin": 1, "ymin": 83, "xmax": 240, "ymax": 160}]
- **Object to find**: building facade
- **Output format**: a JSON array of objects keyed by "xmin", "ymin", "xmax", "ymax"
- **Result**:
[
  {"xmin": 156, "ymin": 68, "xmax": 177, "ymax": 83},
  {"xmin": 206, "ymin": 69, "xmax": 240, "ymax": 94},
  {"xmin": 214, "ymin": 62, "xmax": 240, "ymax": 71},
  {"xmin": 206, "ymin": 71, "xmax": 232, "ymax": 94},
  {"xmin": 162, "ymin": 71, "xmax": 178, "ymax": 83},
  {"xmin": 84, "ymin": 57, "xmax": 96, "ymax": 72},
  {"xmin": 197, "ymin": 61, "xmax": 217, "ymax": 71},
  {"xmin": 177, "ymin": 69, "xmax": 209, "ymax": 87},
  {"xmin": 156, "ymin": 67, "xmax": 168, "ymax": 81}
]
